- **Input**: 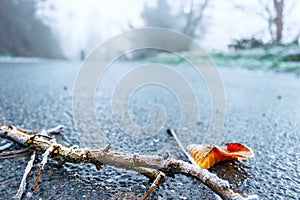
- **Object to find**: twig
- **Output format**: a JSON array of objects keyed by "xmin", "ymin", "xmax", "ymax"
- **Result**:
[
  {"xmin": 141, "ymin": 171, "xmax": 165, "ymax": 200},
  {"xmin": 15, "ymin": 151, "xmax": 36, "ymax": 200},
  {"xmin": 0, "ymin": 125, "xmax": 255, "ymax": 200},
  {"xmin": 32, "ymin": 146, "xmax": 54, "ymax": 191},
  {"xmin": 0, "ymin": 148, "xmax": 31, "ymax": 159},
  {"xmin": 0, "ymin": 141, "xmax": 14, "ymax": 152},
  {"xmin": 133, "ymin": 167, "xmax": 159, "ymax": 180},
  {"xmin": 167, "ymin": 129, "xmax": 198, "ymax": 166},
  {"xmin": 15, "ymin": 124, "xmax": 64, "ymax": 136},
  {"xmin": 47, "ymin": 125, "xmax": 64, "ymax": 135}
]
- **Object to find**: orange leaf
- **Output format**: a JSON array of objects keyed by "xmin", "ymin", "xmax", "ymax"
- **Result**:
[{"xmin": 187, "ymin": 142, "xmax": 254, "ymax": 169}]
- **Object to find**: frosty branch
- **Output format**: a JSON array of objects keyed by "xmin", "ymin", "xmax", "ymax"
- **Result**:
[{"xmin": 0, "ymin": 125, "xmax": 256, "ymax": 200}]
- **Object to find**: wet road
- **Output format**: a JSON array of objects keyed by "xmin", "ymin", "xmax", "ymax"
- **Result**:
[{"xmin": 0, "ymin": 59, "xmax": 299, "ymax": 199}]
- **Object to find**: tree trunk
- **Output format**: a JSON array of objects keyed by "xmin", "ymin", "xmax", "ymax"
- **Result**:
[{"xmin": 273, "ymin": 0, "xmax": 284, "ymax": 43}]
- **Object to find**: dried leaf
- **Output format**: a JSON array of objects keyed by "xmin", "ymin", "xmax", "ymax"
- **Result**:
[{"xmin": 187, "ymin": 142, "xmax": 254, "ymax": 169}]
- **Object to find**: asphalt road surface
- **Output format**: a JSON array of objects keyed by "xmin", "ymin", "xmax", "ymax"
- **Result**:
[{"xmin": 0, "ymin": 59, "xmax": 299, "ymax": 199}]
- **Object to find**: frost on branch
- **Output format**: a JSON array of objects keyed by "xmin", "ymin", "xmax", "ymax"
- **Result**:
[{"xmin": 0, "ymin": 125, "xmax": 257, "ymax": 200}]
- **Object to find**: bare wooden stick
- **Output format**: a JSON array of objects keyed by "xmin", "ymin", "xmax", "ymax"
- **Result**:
[
  {"xmin": 15, "ymin": 125, "xmax": 64, "ymax": 136},
  {"xmin": 0, "ymin": 125, "xmax": 255, "ymax": 200},
  {"xmin": 0, "ymin": 141, "xmax": 14, "ymax": 151},
  {"xmin": 133, "ymin": 167, "xmax": 159, "ymax": 180},
  {"xmin": 15, "ymin": 151, "xmax": 36, "ymax": 200},
  {"xmin": 47, "ymin": 125, "xmax": 64, "ymax": 135},
  {"xmin": 167, "ymin": 129, "xmax": 198, "ymax": 166},
  {"xmin": 141, "ymin": 171, "xmax": 165, "ymax": 200},
  {"xmin": 0, "ymin": 148, "xmax": 31, "ymax": 159},
  {"xmin": 32, "ymin": 146, "xmax": 54, "ymax": 191}
]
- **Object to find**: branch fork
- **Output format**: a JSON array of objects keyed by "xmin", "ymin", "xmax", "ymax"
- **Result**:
[{"xmin": 0, "ymin": 125, "xmax": 258, "ymax": 200}]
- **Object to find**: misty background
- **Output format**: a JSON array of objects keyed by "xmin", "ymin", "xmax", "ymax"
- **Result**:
[{"xmin": 1, "ymin": 0, "xmax": 300, "ymax": 61}]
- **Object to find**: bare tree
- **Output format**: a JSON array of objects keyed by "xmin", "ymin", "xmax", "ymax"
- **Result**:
[
  {"xmin": 273, "ymin": 0, "xmax": 284, "ymax": 43},
  {"xmin": 235, "ymin": 0, "xmax": 298, "ymax": 44},
  {"xmin": 138, "ymin": 0, "xmax": 210, "ymax": 53},
  {"xmin": 141, "ymin": 0, "xmax": 176, "ymax": 29},
  {"xmin": 256, "ymin": 0, "xmax": 275, "ymax": 41},
  {"xmin": 180, "ymin": 0, "xmax": 210, "ymax": 39},
  {"xmin": 257, "ymin": 0, "xmax": 287, "ymax": 43},
  {"xmin": 258, "ymin": 0, "xmax": 284, "ymax": 43},
  {"xmin": 141, "ymin": 0, "xmax": 210, "ymax": 39}
]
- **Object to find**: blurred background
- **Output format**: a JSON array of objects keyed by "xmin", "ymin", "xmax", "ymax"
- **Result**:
[{"xmin": 1, "ymin": 0, "xmax": 300, "ymax": 72}]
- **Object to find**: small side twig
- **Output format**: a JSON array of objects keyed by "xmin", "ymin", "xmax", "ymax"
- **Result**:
[
  {"xmin": 167, "ymin": 129, "xmax": 198, "ymax": 166},
  {"xmin": 103, "ymin": 144, "xmax": 112, "ymax": 152},
  {"xmin": 133, "ymin": 167, "xmax": 159, "ymax": 180},
  {"xmin": 47, "ymin": 125, "xmax": 64, "ymax": 135},
  {"xmin": 141, "ymin": 171, "xmax": 165, "ymax": 200},
  {"xmin": 0, "ymin": 141, "xmax": 14, "ymax": 152},
  {"xmin": 15, "ymin": 151, "xmax": 36, "ymax": 200},
  {"xmin": 0, "ymin": 148, "xmax": 31, "ymax": 159},
  {"xmin": 31, "ymin": 146, "xmax": 54, "ymax": 191}
]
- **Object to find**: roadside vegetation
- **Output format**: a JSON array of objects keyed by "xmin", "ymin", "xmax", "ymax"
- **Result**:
[{"xmin": 143, "ymin": 40, "xmax": 300, "ymax": 74}]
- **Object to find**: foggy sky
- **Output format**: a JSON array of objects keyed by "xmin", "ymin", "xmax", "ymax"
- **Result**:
[{"xmin": 41, "ymin": 0, "xmax": 300, "ymax": 58}]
